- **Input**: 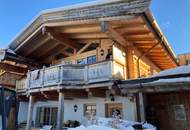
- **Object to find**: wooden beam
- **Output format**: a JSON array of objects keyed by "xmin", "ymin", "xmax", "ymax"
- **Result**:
[
  {"xmin": 70, "ymin": 33, "xmax": 108, "ymax": 39},
  {"xmin": 116, "ymin": 24, "xmax": 147, "ymax": 30},
  {"xmin": 62, "ymin": 51, "xmax": 73, "ymax": 57},
  {"xmin": 108, "ymin": 16, "xmax": 144, "ymax": 26},
  {"xmin": 149, "ymin": 57, "xmax": 168, "ymax": 60},
  {"xmin": 56, "ymin": 25, "xmax": 100, "ymax": 34},
  {"xmin": 49, "ymin": 46, "xmax": 69, "ymax": 58},
  {"xmin": 117, "ymin": 27, "xmax": 150, "ymax": 35},
  {"xmin": 133, "ymin": 41, "xmax": 157, "ymax": 44},
  {"xmin": 141, "ymin": 15, "xmax": 177, "ymax": 66},
  {"xmin": 142, "ymin": 50, "xmax": 163, "ymax": 53},
  {"xmin": 26, "ymin": 95, "xmax": 34, "ymax": 130},
  {"xmin": 104, "ymin": 22, "xmax": 131, "ymax": 47},
  {"xmin": 0, "ymin": 62, "xmax": 27, "ymax": 74},
  {"xmin": 37, "ymin": 42, "xmax": 60, "ymax": 58},
  {"xmin": 1, "ymin": 88, "xmax": 6, "ymax": 130},
  {"xmin": 74, "ymin": 39, "xmax": 101, "ymax": 44},
  {"xmin": 127, "ymin": 37, "xmax": 157, "ymax": 42},
  {"xmin": 77, "ymin": 42, "xmax": 92, "ymax": 54},
  {"xmin": 43, "ymin": 46, "xmax": 69, "ymax": 62},
  {"xmin": 57, "ymin": 92, "xmax": 64, "ymax": 130},
  {"xmin": 126, "ymin": 34, "xmax": 155, "ymax": 39},
  {"xmin": 126, "ymin": 46, "xmax": 135, "ymax": 79},
  {"xmin": 24, "ymin": 36, "xmax": 51, "ymax": 56},
  {"xmin": 148, "ymin": 53, "xmax": 167, "ymax": 56},
  {"xmin": 137, "ymin": 92, "xmax": 145, "ymax": 122},
  {"xmin": 44, "ymin": 27, "xmax": 78, "ymax": 49}
]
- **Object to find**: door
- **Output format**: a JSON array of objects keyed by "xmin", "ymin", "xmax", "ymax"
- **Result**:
[{"xmin": 36, "ymin": 107, "xmax": 58, "ymax": 127}]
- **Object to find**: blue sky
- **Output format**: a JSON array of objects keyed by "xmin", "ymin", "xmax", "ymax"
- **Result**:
[{"xmin": 0, "ymin": 0, "xmax": 189, "ymax": 55}]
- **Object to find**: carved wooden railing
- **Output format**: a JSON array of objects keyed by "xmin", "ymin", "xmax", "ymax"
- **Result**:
[{"xmin": 16, "ymin": 60, "xmax": 125, "ymax": 90}]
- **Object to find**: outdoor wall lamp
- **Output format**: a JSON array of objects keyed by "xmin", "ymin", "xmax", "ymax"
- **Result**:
[
  {"xmin": 100, "ymin": 49, "xmax": 104, "ymax": 56},
  {"xmin": 109, "ymin": 93, "xmax": 115, "ymax": 102},
  {"xmin": 74, "ymin": 104, "xmax": 78, "ymax": 112}
]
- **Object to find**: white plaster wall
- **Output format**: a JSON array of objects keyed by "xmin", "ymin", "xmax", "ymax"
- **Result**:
[
  {"xmin": 32, "ymin": 98, "xmax": 107, "ymax": 124},
  {"xmin": 18, "ymin": 102, "xmax": 29, "ymax": 123},
  {"xmin": 19, "ymin": 96, "xmax": 137, "ymax": 125}
]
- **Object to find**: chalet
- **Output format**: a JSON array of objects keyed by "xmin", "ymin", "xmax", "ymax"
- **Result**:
[
  {"xmin": 0, "ymin": 0, "xmax": 178, "ymax": 130},
  {"xmin": 178, "ymin": 53, "xmax": 190, "ymax": 66},
  {"xmin": 0, "ymin": 52, "xmax": 27, "ymax": 130}
]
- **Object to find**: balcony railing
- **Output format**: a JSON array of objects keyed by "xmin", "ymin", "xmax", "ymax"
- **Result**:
[{"xmin": 16, "ymin": 60, "xmax": 125, "ymax": 91}]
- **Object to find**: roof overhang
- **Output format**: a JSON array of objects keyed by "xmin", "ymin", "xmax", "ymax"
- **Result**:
[
  {"xmin": 6, "ymin": 0, "xmax": 177, "ymax": 69},
  {"xmin": 0, "ymin": 49, "xmax": 41, "ymax": 67}
]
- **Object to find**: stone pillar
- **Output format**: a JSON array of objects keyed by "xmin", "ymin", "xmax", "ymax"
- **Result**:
[
  {"xmin": 57, "ymin": 92, "xmax": 64, "ymax": 130},
  {"xmin": 25, "ymin": 95, "xmax": 34, "ymax": 130}
]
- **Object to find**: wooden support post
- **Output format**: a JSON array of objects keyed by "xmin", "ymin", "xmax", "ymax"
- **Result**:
[
  {"xmin": 25, "ymin": 95, "xmax": 34, "ymax": 130},
  {"xmin": 57, "ymin": 92, "xmax": 64, "ymax": 130},
  {"xmin": 136, "ymin": 92, "xmax": 145, "ymax": 122},
  {"xmin": 126, "ymin": 46, "xmax": 135, "ymax": 79},
  {"xmin": 1, "ymin": 87, "xmax": 6, "ymax": 130}
]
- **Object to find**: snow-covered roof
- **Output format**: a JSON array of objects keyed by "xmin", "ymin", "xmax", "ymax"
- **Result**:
[
  {"xmin": 143, "ymin": 77, "xmax": 190, "ymax": 87},
  {"xmin": 153, "ymin": 66, "xmax": 190, "ymax": 77},
  {"xmin": 120, "ymin": 66, "xmax": 190, "ymax": 91}
]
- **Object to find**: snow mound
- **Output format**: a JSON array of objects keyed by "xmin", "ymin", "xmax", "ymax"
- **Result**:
[
  {"xmin": 153, "ymin": 66, "xmax": 190, "ymax": 77},
  {"xmin": 68, "ymin": 117, "xmax": 156, "ymax": 130},
  {"xmin": 87, "ymin": 125, "xmax": 116, "ymax": 130}
]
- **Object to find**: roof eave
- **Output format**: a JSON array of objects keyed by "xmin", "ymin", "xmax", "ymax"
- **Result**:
[
  {"xmin": 143, "ymin": 10, "xmax": 178, "ymax": 66},
  {"xmin": 8, "ymin": 0, "xmax": 151, "ymax": 51}
]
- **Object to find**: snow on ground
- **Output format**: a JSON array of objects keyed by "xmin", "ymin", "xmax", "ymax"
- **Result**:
[
  {"xmin": 68, "ymin": 117, "xmax": 156, "ymax": 130},
  {"xmin": 153, "ymin": 65, "xmax": 190, "ymax": 77}
]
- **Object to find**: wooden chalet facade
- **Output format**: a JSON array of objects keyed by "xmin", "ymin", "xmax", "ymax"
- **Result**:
[
  {"xmin": 178, "ymin": 53, "xmax": 190, "ymax": 66},
  {"xmin": 0, "ymin": 50, "xmax": 27, "ymax": 130},
  {"xmin": 120, "ymin": 65, "xmax": 190, "ymax": 130},
  {"xmin": 0, "ymin": 0, "xmax": 178, "ymax": 130}
]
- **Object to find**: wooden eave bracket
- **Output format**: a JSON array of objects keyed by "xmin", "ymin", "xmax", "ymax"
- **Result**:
[
  {"xmin": 77, "ymin": 42, "xmax": 92, "ymax": 54},
  {"xmin": 100, "ymin": 21, "xmax": 133, "ymax": 48},
  {"xmin": 42, "ymin": 26, "xmax": 78, "ymax": 50},
  {"xmin": 141, "ymin": 12, "xmax": 178, "ymax": 66}
]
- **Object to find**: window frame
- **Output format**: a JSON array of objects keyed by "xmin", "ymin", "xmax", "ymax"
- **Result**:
[
  {"xmin": 35, "ymin": 107, "xmax": 58, "ymax": 127},
  {"xmin": 83, "ymin": 104, "xmax": 96, "ymax": 116}
]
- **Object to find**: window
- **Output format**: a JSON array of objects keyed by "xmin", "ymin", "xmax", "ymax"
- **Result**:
[
  {"xmin": 77, "ymin": 56, "xmax": 96, "ymax": 65},
  {"xmin": 84, "ymin": 104, "xmax": 96, "ymax": 116},
  {"xmin": 105, "ymin": 103, "xmax": 123, "ymax": 118},
  {"xmin": 35, "ymin": 107, "xmax": 57, "ymax": 127},
  {"xmin": 174, "ymin": 104, "xmax": 186, "ymax": 121},
  {"xmin": 87, "ymin": 55, "xmax": 96, "ymax": 64},
  {"xmin": 77, "ymin": 58, "xmax": 87, "ymax": 65}
]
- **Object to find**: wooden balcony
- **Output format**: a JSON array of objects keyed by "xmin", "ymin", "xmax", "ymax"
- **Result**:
[{"xmin": 16, "ymin": 60, "xmax": 126, "ymax": 91}]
